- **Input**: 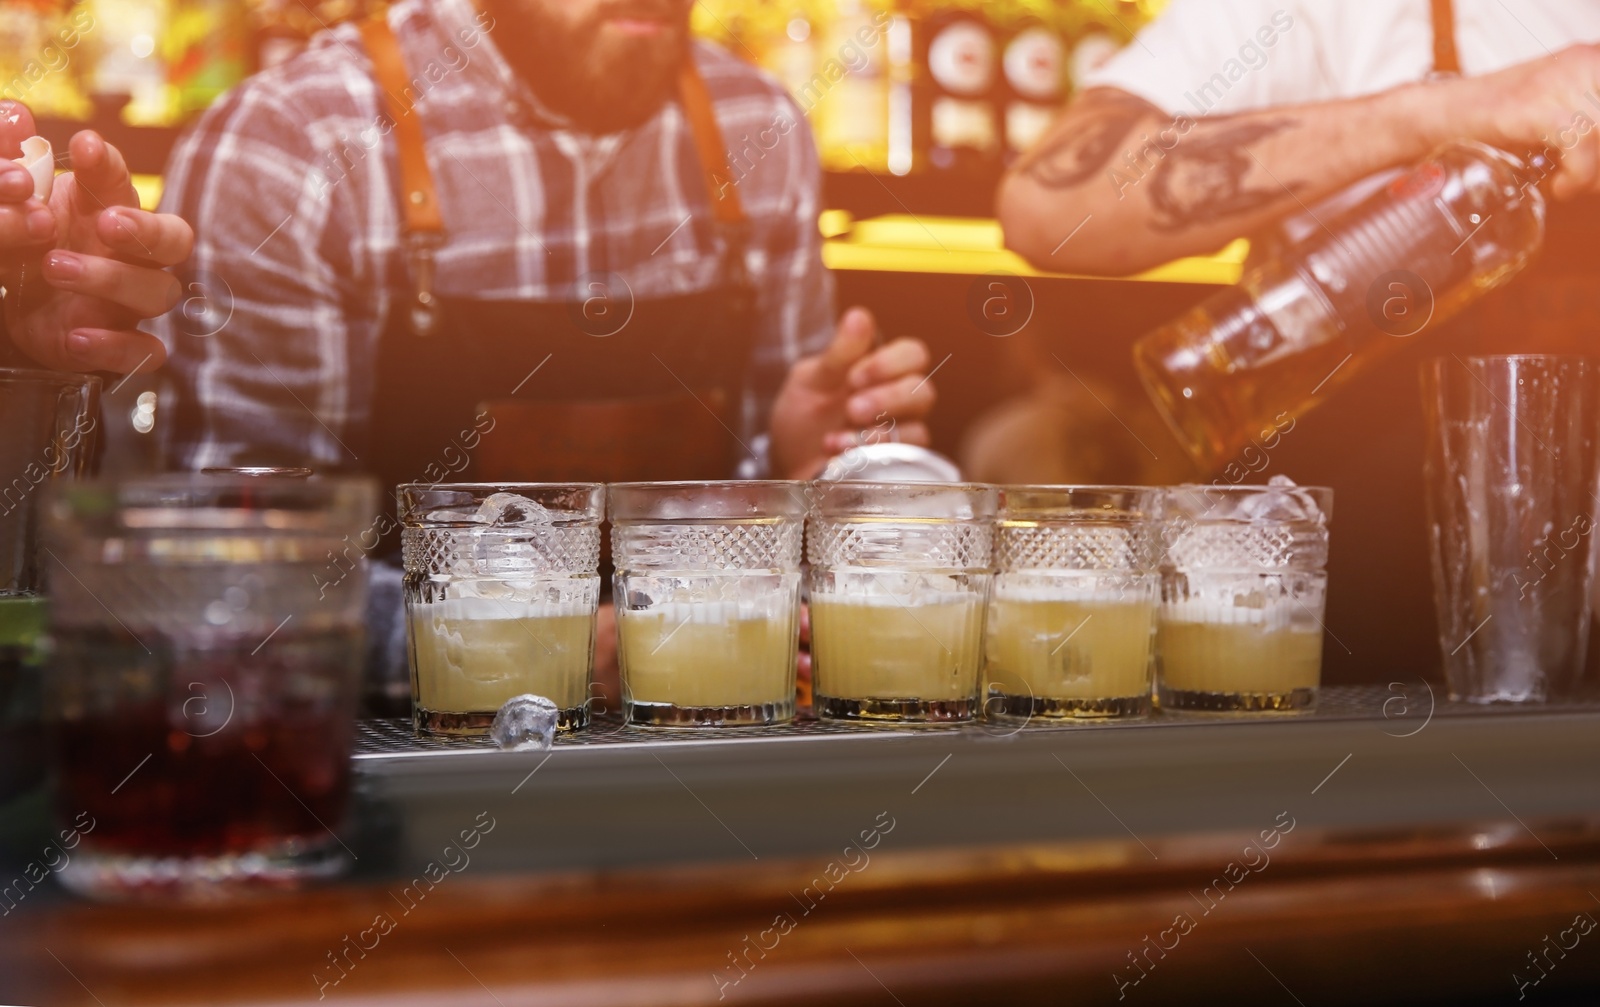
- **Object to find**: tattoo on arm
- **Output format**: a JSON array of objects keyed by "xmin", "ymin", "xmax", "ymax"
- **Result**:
[
  {"xmin": 1146, "ymin": 117, "xmax": 1303, "ymax": 232},
  {"xmin": 1018, "ymin": 89, "xmax": 1163, "ymax": 190}
]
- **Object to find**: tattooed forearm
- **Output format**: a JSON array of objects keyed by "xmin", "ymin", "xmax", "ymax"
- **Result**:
[
  {"xmin": 1146, "ymin": 117, "xmax": 1304, "ymax": 232},
  {"xmin": 1019, "ymin": 89, "xmax": 1164, "ymax": 190}
]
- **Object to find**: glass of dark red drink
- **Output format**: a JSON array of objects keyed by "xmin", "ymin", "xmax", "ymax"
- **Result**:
[{"xmin": 43, "ymin": 473, "xmax": 378, "ymax": 901}]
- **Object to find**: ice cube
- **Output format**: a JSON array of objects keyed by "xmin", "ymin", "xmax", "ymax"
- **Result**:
[
  {"xmin": 423, "ymin": 505, "xmax": 486, "ymax": 529},
  {"xmin": 1237, "ymin": 475, "xmax": 1324, "ymax": 524},
  {"xmin": 489, "ymin": 693, "xmax": 559, "ymax": 751},
  {"xmin": 455, "ymin": 578, "xmax": 518, "ymax": 601},
  {"xmin": 475, "ymin": 492, "xmax": 552, "ymax": 527}
]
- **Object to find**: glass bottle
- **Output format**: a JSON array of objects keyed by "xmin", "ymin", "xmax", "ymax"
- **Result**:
[
  {"xmin": 901, "ymin": 0, "xmax": 1002, "ymax": 174},
  {"xmin": 1133, "ymin": 141, "xmax": 1553, "ymax": 472},
  {"xmin": 812, "ymin": 0, "xmax": 894, "ymax": 173},
  {"xmin": 996, "ymin": 0, "xmax": 1067, "ymax": 160}
]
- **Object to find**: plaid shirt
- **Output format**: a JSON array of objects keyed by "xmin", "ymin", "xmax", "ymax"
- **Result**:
[{"xmin": 153, "ymin": 0, "xmax": 833, "ymax": 474}]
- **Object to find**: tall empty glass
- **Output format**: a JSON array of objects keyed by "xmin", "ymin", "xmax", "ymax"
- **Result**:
[
  {"xmin": 808, "ymin": 482, "xmax": 996, "ymax": 724},
  {"xmin": 401, "ymin": 484, "xmax": 603, "ymax": 735},
  {"xmin": 0, "ymin": 369, "xmax": 99, "ymax": 801},
  {"xmin": 1157, "ymin": 479, "xmax": 1333, "ymax": 712},
  {"xmin": 45, "ymin": 474, "xmax": 377, "ymax": 899},
  {"xmin": 1421, "ymin": 356, "xmax": 1600, "ymax": 702},
  {"xmin": 611, "ymin": 482, "xmax": 805, "ymax": 727},
  {"xmin": 986, "ymin": 487, "xmax": 1160, "ymax": 720}
]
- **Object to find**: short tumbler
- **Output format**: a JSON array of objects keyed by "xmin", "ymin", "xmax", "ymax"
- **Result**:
[
  {"xmin": 401, "ymin": 483, "xmax": 603, "ymax": 735},
  {"xmin": 808, "ymin": 482, "xmax": 996, "ymax": 724},
  {"xmin": 986, "ymin": 486, "xmax": 1161, "ymax": 720},
  {"xmin": 45, "ymin": 474, "xmax": 377, "ymax": 900},
  {"xmin": 611, "ymin": 481, "xmax": 804, "ymax": 727},
  {"xmin": 1157, "ymin": 480, "xmax": 1333, "ymax": 712}
]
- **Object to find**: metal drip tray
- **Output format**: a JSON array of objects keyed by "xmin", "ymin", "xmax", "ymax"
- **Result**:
[
  {"xmin": 353, "ymin": 685, "xmax": 1600, "ymax": 762},
  {"xmin": 346, "ymin": 683, "xmax": 1600, "ymax": 876}
]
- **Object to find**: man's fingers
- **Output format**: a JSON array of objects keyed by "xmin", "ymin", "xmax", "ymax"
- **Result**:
[
  {"xmin": 0, "ymin": 201, "xmax": 56, "ymax": 248},
  {"xmin": 810, "ymin": 306, "xmax": 877, "ymax": 387},
  {"xmin": 1558, "ymin": 124, "xmax": 1600, "ymax": 199},
  {"xmin": 0, "ymin": 100, "xmax": 37, "ymax": 160},
  {"xmin": 97, "ymin": 207, "xmax": 195, "ymax": 266},
  {"xmin": 821, "ymin": 430, "xmax": 857, "ymax": 455},
  {"xmin": 59, "ymin": 327, "xmax": 167, "ymax": 375},
  {"xmin": 1549, "ymin": 107, "xmax": 1598, "ymax": 198},
  {"xmin": 67, "ymin": 130, "xmax": 138, "ymax": 210},
  {"xmin": 821, "ymin": 421, "xmax": 931, "ymax": 455},
  {"xmin": 846, "ymin": 336, "xmax": 931, "ymax": 391},
  {"xmin": 890, "ymin": 421, "xmax": 931, "ymax": 447},
  {"xmin": 0, "ymin": 163, "xmax": 36, "ymax": 203},
  {"xmin": 42, "ymin": 250, "xmax": 182, "ymax": 319},
  {"xmin": 845, "ymin": 372, "xmax": 937, "ymax": 426}
]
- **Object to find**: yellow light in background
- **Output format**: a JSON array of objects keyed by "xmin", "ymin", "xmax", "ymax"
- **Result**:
[
  {"xmin": 88, "ymin": 0, "xmax": 176, "ymax": 126},
  {"xmin": 130, "ymin": 174, "xmax": 164, "ymax": 211},
  {"xmin": 817, "ymin": 209, "xmax": 853, "ymax": 239},
  {"xmin": 820, "ymin": 212, "xmax": 1247, "ymax": 285}
]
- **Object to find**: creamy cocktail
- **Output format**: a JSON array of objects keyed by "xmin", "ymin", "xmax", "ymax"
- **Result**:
[
  {"xmin": 1156, "ymin": 613, "xmax": 1322, "ymax": 703},
  {"xmin": 609, "ymin": 481, "xmax": 807, "ymax": 727},
  {"xmin": 986, "ymin": 486, "xmax": 1163, "ymax": 720},
  {"xmin": 1157, "ymin": 481, "xmax": 1333, "ymax": 712},
  {"xmin": 806, "ymin": 482, "xmax": 996, "ymax": 724},
  {"xmin": 409, "ymin": 599, "xmax": 595, "ymax": 733},
  {"xmin": 810, "ymin": 592, "xmax": 986, "ymax": 718},
  {"xmin": 399, "ymin": 483, "xmax": 605, "ymax": 736},
  {"xmin": 618, "ymin": 596, "xmax": 797, "ymax": 723},
  {"xmin": 985, "ymin": 590, "xmax": 1155, "ymax": 717}
]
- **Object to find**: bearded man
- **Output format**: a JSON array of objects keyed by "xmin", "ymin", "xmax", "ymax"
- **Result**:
[{"xmin": 153, "ymin": 0, "xmax": 936, "ymax": 486}]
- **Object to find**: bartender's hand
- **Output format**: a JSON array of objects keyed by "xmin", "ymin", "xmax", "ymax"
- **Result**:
[
  {"xmin": 1, "ymin": 101, "xmax": 188, "ymax": 373},
  {"xmin": 768, "ymin": 307, "xmax": 937, "ymax": 479},
  {"xmin": 1446, "ymin": 44, "xmax": 1600, "ymax": 199}
]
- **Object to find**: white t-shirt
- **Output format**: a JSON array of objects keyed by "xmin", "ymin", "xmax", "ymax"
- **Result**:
[{"xmin": 1084, "ymin": 0, "xmax": 1600, "ymax": 115}]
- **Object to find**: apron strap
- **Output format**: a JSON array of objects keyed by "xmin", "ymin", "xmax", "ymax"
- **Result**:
[
  {"xmin": 359, "ymin": 13, "xmax": 444, "ymax": 235},
  {"xmin": 358, "ymin": 12, "xmax": 749, "ymax": 335},
  {"xmin": 360, "ymin": 12, "xmax": 446, "ymax": 335},
  {"xmin": 1429, "ymin": 0, "xmax": 1461, "ymax": 77},
  {"xmin": 677, "ymin": 58, "xmax": 752, "ymax": 290},
  {"xmin": 678, "ymin": 60, "xmax": 746, "ymax": 225}
]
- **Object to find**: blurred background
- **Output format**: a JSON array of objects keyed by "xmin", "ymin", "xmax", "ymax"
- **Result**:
[
  {"xmin": 4, "ymin": 0, "xmax": 1204, "ymax": 484},
  {"xmin": 1, "ymin": 1, "xmax": 1167, "ymax": 169}
]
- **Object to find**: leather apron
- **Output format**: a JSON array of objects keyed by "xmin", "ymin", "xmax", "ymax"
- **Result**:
[{"xmin": 358, "ymin": 15, "xmax": 757, "ymax": 515}]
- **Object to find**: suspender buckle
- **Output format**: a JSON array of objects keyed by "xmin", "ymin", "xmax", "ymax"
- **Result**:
[{"xmin": 406, "ymin": 231, "xmax": 444, "ymax": 337}]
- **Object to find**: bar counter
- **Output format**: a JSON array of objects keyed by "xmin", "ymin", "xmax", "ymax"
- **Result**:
[{"xmin": 6, "ymin": 687, "xmax": 1600, "ymax": 1005}]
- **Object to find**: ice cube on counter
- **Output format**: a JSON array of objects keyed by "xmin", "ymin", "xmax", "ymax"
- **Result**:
[{"xmin": 489, "ymin": 693, "xmax": 559, "ymax": 751}]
